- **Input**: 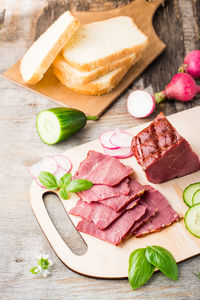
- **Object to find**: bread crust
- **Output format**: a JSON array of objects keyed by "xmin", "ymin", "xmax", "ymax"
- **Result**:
[
  {"xmin": 53, "ymin": 53, "xmax": 138, "ymax": 84},
  {"xmin": 53, "ymin": 62, "xmax": 132, "ymax": 95}
]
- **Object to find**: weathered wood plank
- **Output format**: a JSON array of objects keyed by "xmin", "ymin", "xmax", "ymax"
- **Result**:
[{"xmin": 0, "ymin": 0, "xmax": 200, "ymax": 299}]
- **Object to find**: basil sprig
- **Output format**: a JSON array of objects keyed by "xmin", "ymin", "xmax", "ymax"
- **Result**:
[
  {"xmin": 145, "ymin": 246, "xmax": 178, "ymax": 281},
  {"xmin": 128, "ymin": 245, "xmax": 178, "ymax": 290},
  {"xmin": 38, "ymin": 171, "xmax": 93, "ymax": 200},
  {"xmin": 128, "ymin": 248, "xmax": 155, "ymax": 290}
]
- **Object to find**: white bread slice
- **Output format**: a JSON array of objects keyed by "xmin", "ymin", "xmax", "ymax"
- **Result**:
[
  {"xmin": 20, "ymin": 11, "xmax": 80, "ymax": 85},
  {"xmin": 53, "ymin": 53, "xmax": 138, "ymax": 84},
  {"xmin": 53, "ymin": 61, "xmax": 132, "ymax": 95},
  {"xmin": 62, "ymin": 16, "xmax": 148, "ymax": 72}
]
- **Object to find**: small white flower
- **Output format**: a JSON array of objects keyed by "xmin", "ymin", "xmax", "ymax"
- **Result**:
[
  {"xmin": 31, "ymin": 251, "xmax": 54, "ymax": 278},
  {"xmin": 43, "ymin": 269, "xmax": 50, "ymax": 277}
]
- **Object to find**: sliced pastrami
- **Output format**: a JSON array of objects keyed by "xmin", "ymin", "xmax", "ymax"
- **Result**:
[
  {"xmin": 129, "ymin": 201, "xmax": 157, "ymax": 234},
  {"xmin": 76, "ymin": 204, "xmax": 146, "ymax": 246},
  {"xmin": 134, "ymin": 185, "xmax": 179, "ymax": 237},
  {"xmin": 70, "ymin": 198, "xmax": 128, "ymax": 230},
  {"xmin": 73, "ymin": 150, "xmax": 133, "ymax": 186},
  {"xmin": 77, "ymin": 178, "xmax": 130, "ymax": 203},
  {"xmin": 100, "ymin": 178, "xmax": 145, "ymax": 211},
  {"xmin": 132, "ymin": 112, "xmax": 200, "ymax": 183}
]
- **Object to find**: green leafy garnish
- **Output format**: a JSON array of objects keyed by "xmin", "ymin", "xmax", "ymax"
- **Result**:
[
  {"xmin": 128, "ymin": 248, "xmax": 155, "ymax": 290},
  {"xmin": 38, "ymin": 171, "xmax": 92, "ymax": 200},
  {"xmin": 66, "ymin": 179, "xmax": 93, "ymax": 193},
  {"xmin": 128, "ymin": 245, "xmax": 178, "ymax": 290},
  {"xmin": 59, "ymin": 188, "xmax": 69, "ymax": 200},
  {"xmin": 58, "ymin": 173, "xmax": 72, "ymax": 188},
  {"xmin": 30, "ymin": 267, "xmax": 40, "ymax": 275},
  {"xmin": 145, "ymin": 246, "xmax": 178, "ymax": 281},
  {"xmin": 38, "ymin": 171, "xmax": 58, "ymax": 190},
  {"xmin": 30, "ymin": 252, "xmax": 53, "ymax": 277},
  {"xmin": 194, "ymin": 272, "xmax": 200, "ymax": 279}
]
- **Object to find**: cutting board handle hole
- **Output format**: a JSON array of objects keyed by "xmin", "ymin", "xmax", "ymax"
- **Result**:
[{"xmin": 43, "ymin": 192, "xmax": 88, "ymax": 256}]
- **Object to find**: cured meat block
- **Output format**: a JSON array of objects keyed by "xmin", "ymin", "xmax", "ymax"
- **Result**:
[
  {"xmin": 69, "ymin": 198, "xmax": 139, "ymax": 230},
  {"xmin": 76, "ymin": 204, "xmax": 146, "ymax": 245},
  {"xmin": 132, "ymin": 112, "xmax": 200, "ymax": 183},
  {"xmin": 77, "ymin": 178, "xmax": 130, "ymax": 203},
  {"xmin": 100, "ymin": 178, "xmax": 145, "ymax": 211},
  {"xmin": 133, "ymin": 185, "xmax": 179, "ymax": 237},
  {"xmin": 73, "ymin": 150, "xmax": 133, "ymax": 186}
]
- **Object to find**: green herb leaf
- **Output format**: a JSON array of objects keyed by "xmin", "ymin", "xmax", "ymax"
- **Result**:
[
  {"xmin": 58, "ymin": 173, "xmax": 72, "ymax": 188},
  {"xmin": 59, "ymin": 188, "xmax": 69, "ymax": 200},
  {"xmin": 38, "ymin": 171, "xmax": 58, "ymax": 190},
  {"xmin": 194, "ymin": 272, "xmax": 200, "ymax": 279},
  {"xmin": 30, "ymin": 267, "xmax": 39, "ymax": 274},
  {"xmin": 128, "ymin": 248, "xmax": 155, "ymax": 290},
  {"xmin": 145, "ymin": 246, "xmax": 178, "ymax": 281},
  {"xmin": 66, "ymin": 179, "xmax": 93, "ymax": 193},
  {"xmin": 38, "ymin": 258, "xmax": 49, "ymax": 270}
]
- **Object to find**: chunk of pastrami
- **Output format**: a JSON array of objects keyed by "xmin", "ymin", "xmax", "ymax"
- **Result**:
[{"xmin": 132, "ymin": 112, "xmax": 200, "ymax": 183}]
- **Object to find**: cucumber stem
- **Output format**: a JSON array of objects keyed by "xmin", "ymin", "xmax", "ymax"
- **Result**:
[
  {"xmin": 86, "ymin": 115, "xmax": 98, "ymax": 121},
  {"xmin": 154, "ymin": 90, "xmax": 167, "ymax": 104}
]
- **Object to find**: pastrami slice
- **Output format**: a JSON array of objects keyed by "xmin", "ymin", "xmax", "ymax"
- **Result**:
[
  {"xmin": 129, "ymin": 201, "xmax": 157, "ymax": 234},
  {"xmin": 69, "ymin": 199, "xmax": 126, "ymax": 230},
  {"xmin": 132, "ymin": 112, "xmax": 200, "ymax": 183},
  {"xmin": 73, "ymin": 150, "xmax": 133, "ymax": 186},
  {"xmin": 76, "ymin": 204, "xmax": 146, "ymax": 245},
  {"xmin": 77, "ymin": 178, "xmax": 130, "ymax": 203},
  {"xmin": 100, "ymin": 178, "xmax": 145, "ymax": 211},
  {"xmin": 133, "ymin": 185, "xmax": 180, "ymax": 237}
]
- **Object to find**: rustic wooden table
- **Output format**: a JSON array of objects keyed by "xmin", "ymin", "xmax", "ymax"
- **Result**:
[{"xmin": 1, "ymin": 0, "xmax": 200, "ymax": 299}]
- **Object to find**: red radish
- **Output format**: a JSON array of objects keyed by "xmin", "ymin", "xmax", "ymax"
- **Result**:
[
  {"xmin": 155, "ymin": 73, "xmax": 200, "ymax": 104},
  {"xmin": 103, "ymin": 146, "xmax": 133, "ymax": 158},
  {"xmin": 179, "ymin": 50, "xmax": 200, "ymax": 79},
  {"xmin": 110, "ymin": 129, "xmax": 133, "ymax": 148},
  {"xmin": 99, "ymin": 130, "xmax": 119, "ymax": 149},
  {"xmin": 28, "ymin": 157, "xmax": 57, "ymax": 178},
  {"xmin": 127, "ymin": 90, "xmax": 155, "ymax": 118},
  {"xmin": 54, "ymin": 167, "xmax": 68, "ymax": 181},
  {"xmin": 52, "ymin": 155, "xmax": 72, "ymax": 173},
  {"xmin": 34, "ymin": 177, "xmax": 46, "ymax": 189}
]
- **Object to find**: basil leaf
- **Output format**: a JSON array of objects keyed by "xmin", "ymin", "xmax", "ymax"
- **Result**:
[
  {"xmin": 128, "ymin": 248, "xmax": 155, "ymax": 290},
  {"xmin": 59, "ymin": 188, "xmax": 69, "ymax": 200},
  {"xmin": 30, "ymin": 267, "xmax": 39, "ymax": 274},
  {"xmin": 145, "ymin": 246, "xmax": 178, "ymax": 281},
  {"xmin": 38, "ymin": 171, "xmax": 58, "ymax": 190},
  {"xmin": 66, "ymin": 179, "xmax": 93, "ymax": 193},
  {"xmin": 58, "ymin": 173, "xmax": 72, "ymax": 188},
  {"xmin": 195, "ymin": 272, "xmax": 200, "ymax": 279}
]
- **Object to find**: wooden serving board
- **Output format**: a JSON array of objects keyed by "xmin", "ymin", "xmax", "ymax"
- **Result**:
[
  {"xmin": 3, "ymin": 0, "xmax": 166, "ymax": 117},
  {"xmin": 29, "ymin": 107, "xmax": 200, "ymax": 279}
]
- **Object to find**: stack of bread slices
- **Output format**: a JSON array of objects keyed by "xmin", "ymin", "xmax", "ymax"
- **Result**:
[{"xmin": 20, "ymin": 11, "xmax": 148, "ymax": 96}]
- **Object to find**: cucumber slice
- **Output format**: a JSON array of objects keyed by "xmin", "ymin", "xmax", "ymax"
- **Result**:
[
  {"xmin": 192, "ymin": 189, "xmax": 200, "ymax": 205},
  {"xmin": 36, "ymin": 108, "xmax": 87, "ymax": 145},
  {"xmin": 184, "ymin": 204, "xmax": 200, "ymax": 238},
  {"xmin": 183, "ymin": 182, "xmax": 200, "ymax": 207}
]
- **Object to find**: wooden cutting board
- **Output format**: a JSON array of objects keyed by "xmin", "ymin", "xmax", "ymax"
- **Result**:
[
  {"xmin": 29, "ymin": 107, "xmax": 200, "ymax": 279},
  {"xmin": 3, "ymin": 0, "xmax": 166, "ymax": 117}
]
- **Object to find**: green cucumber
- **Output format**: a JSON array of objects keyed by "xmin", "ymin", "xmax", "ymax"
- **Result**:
[
  {"xmin": 183, "ymin": 182, "xmax": 200, "ymax": 207},
  {"xmin": 192, "ymin": 189, "xmax": 200, "ymax": 205},
  {"xmin": 184, "ymin": 203, "xmax": 200, "ymax": 238},
  {"xmin": 36, "ymin": 107, "xmax": 97, "ymax": 145}
]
